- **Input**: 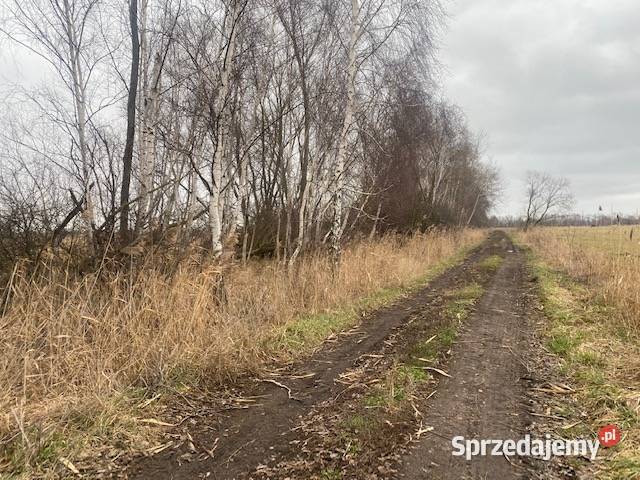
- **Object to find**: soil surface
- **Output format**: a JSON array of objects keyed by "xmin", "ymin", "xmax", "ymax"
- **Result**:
[
  {"xmin": 118, "ymin": 231, "xmax": 556, "ymax": 480},
  {"xmin": 397, "ymin": 233, "xmax": 532, "ymax": 479}
]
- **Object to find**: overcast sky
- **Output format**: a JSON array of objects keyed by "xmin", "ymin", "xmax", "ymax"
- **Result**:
[{"xmin": 439, "ymin": 0, "xmax": 640, "ymax": 217}]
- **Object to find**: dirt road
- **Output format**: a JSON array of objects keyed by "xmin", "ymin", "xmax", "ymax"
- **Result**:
[
  {"xmin": 123, "ymin": 231, "xmax": 547, "ymax": 480},
  {"xmin": 398, "ymin": 234, "xmax": 532, "ymax": 479}
]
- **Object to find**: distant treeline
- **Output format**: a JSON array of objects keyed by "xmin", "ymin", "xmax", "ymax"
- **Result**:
[{"xmin": 491, "ymin": 214, "xmax": 640, "ymax": 228}]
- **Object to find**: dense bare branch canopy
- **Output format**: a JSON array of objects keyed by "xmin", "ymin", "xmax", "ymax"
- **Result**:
[{"xmin": 0, "ymin": 0, "xmax": 499, "ymax": 270}]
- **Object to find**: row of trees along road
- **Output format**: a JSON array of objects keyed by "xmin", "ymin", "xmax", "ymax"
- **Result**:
[{"xmin": 0, "ymin": 0, "xmax": 500, "ymax": 272}]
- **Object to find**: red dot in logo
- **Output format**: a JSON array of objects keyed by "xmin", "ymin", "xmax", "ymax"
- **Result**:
[{"xmin": 598, "ymin": 425, "xmax": 621, "ymax": 447}]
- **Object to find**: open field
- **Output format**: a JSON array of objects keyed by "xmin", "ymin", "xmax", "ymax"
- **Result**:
[
  {"xmin": 516, "ymin": 225, "xmax": 640, "ymax": 332},
  {"xmin": 526, "ymin": 225, "xmax": 640, "ymax": 255},
  {"xmin": 516, "ymin": 226, "xmax": 640, "ymax": 479}
]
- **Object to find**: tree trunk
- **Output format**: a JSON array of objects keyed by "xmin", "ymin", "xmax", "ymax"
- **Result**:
[
  {"xmin": 61, "ymin": 0, "xmax": 94, "ymax": 254},
  {"xmin": 209, "ymin": 0, "xmax": 239, "ymax": 258},
  {"xmin": 287, "ymin": 11, "xmax": 312, "ymax": 266},
  {"xmin": 369, "ymin": 202, "xmax": 382, "ymax": 240},
  {"xmin": 466, "ymin": 192, "xmax": 481, "ymax": 226},
  {"xmin": 227, "ymin": 119, "xmax": 247, "ymax": 249},
  {"xmin": 330, "ymin": 0, "xmax": 359, "ymax": 270},
  {"xmin": 120, "ymin": 0, "xmax": 140, "ymax": 243},
  {"xmin": 181, "ymin": 159, "xmax": 199, "ymax": 250},
  {"xmin": 136, "ymin": 4, "xmax": 162, "ymax": 235}
]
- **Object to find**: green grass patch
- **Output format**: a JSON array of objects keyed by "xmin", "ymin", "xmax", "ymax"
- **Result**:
[
  {"xmin": 2, "ymin": 431, "xmax": 68, "ymax": 476},
  {"xmin": 278, "ymin": 310, "xmax": 355, "ymax": 351},
  {"xmin": 547, "ymin": 331, "xmax": 579, "ymax": 356},
  {"xmin": 444, "ymin": 282, "xmax": 483, "ymax": 321},
  {"xmin": 574, "ymin": 367, "xmax": 605, "ymax": 385},
  {"xmin": 602, "ymin": 458, "xmax": 640, "ymax": 480},
  {"xmin": 437, "ymin": 326, "xmax": 457, "ymax": 348},
  {"xmin": 410, "ymin": 326, "xmax": 458, "ymax": 363},
  {"xmin": 455, "ymin": 282, "xmax": 484, "ymax": 300},
  {"xmin": 363, "ymin": 392, "xmax": 386, "ymax": 408},
  {"xmin": 397, "ymin": 364, "xmax": 429, "ymax": 383},
  {"xmin": 574, "ymin": 350, "xmax": 604, "ymax": 367},
  {"xmin": 478, "ymin": 254, "xmax": 503, "ymax": 272},
  {"xmin": 342, "ymin": 413, "xmax": 377, "ymax": 433},
  {"xmin": 320, "ymin": 467, "xmax": 343, "ymax": 480}
]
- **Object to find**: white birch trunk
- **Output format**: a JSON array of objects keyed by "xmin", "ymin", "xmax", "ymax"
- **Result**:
[
  {"xmin": 209, "ymin": 1, "xmax": 239, "ymax": 258},
  {"xmin": 466, "ymin": 192, "xmax": 481, "ymax": 226},
  {"xmin": 330, "ymin": 0, "xmax": 359, "ymax": 268},
  {"xmin": 369, "ymin": 202, "xmax": 382, "ymax": 240},
  {"xmin": 136, "ymin": 0, "xmax": 162, "ymax": 234},
  {"xmin": 230, "ymin": 151, "xmax": 247, "ymax": 234},
  {"xmin": 61, "ymin": 0, "xmax": 94, "ymax": 252},
  {"xmin": 138, "ymin": 54, "xmax": 161, "ymax": 231}
]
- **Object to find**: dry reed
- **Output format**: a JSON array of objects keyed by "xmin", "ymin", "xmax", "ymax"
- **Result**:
[
  {"xmin": 517, "ymin": 226, "xmax": 640, "ymax": 332},
  {"xmin": 0, "ymin": 229, "xmax": 484, "ymax": 453}
]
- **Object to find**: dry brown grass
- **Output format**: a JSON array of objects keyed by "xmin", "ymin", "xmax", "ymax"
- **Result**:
[
  {"xmin": 0, "ymin": 229, "xmax": 484, "ymax": 475},
  {"xmin": 516, "ymin": 226, "xmax": 640, "ymax": 478},
  {"xmin": 517, "ymin": 226, "xmax": 640, "ymax": 332}
]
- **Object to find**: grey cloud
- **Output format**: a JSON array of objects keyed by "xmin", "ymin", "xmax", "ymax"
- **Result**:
[{"xmin": 440, "ymin": 0, "xmax": 640, "ymax": 216}]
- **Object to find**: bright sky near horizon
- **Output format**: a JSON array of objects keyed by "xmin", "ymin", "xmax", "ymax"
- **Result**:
[{"xmin": 439, "ymin": 0, "xmax": 640, "ymax": 217}]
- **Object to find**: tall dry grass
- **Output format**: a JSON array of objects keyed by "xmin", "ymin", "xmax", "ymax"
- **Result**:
[
  {"xmin": 517, "ymin": 226, "xmax": 640, "ymax": 332},
  {"xmin": 0, "ymin": 229, "xmax": 484, "ymax": 451}
]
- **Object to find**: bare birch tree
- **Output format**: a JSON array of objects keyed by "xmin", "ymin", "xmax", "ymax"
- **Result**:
[
  {"xmin": 524, "ymin": 171, "xmax": 574, "ymax": 230},
  {"xmin": 0, "ymin": 0, "xmax": 505, "ymax": 267},
  {"xmin": 2, "ymin": 0, "xmax": 103, "ymax": 252}
]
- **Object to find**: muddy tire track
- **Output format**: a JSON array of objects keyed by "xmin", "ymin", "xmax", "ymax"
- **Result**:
[{"xmin": 396, "ymin": 234, "xmax": 533, "ymax": 479}]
